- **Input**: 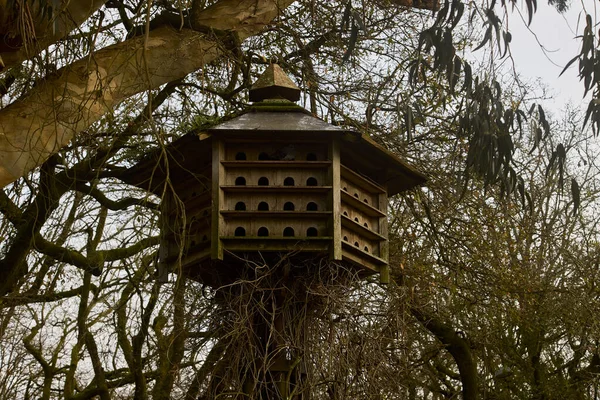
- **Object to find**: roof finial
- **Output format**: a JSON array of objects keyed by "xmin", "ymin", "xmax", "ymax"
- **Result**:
[{"xmin": 249, "ymin": 64, "xmax": 301, "ymax": 103}]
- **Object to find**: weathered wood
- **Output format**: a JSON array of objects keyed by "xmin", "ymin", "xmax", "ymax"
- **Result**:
[
  {"xmin": 378, "ymin": 192, "xmax": 390, "ymax": 284},
  {"xmin": 340, "ymin": 191, "xmax": 386, "ymax": 217},
  {"xmin": 330, "ymin": 139, "xmax": 342, "ymax": 260},
  {"xmin": 220, "ymin": 211, "xmax": 331, "ymax": 218},
  {"xmin": 221, "ymin": 186, "xmax": 332, "ymax": 193},
  {"xmin": 340, "ymin": 205, "xmax": 380, "ymax": 232},
  {"xmin": 223, "ymin": 167, "xmax": 327, "ymax": 187},
  {"xmin": 224, "ymin": 193, "xmax": 327, "ymax": 213},
  {"xmin": 220, "ymin": 237, "xmax": 331, "ymax": 252},
  {"xmin": 128, "ymin": 67, "xmax": 425, "ymax": 287},
  {"xmin": 340, "ymin": 164, "xmax": 386, "ymax": 194},
  {"xmin": 224, "ymin": 218, "xmax": 329, "ymax": 238},
  {"xmin": 211, "ymin": 139, "xmax": 225, "ymax": 260},
  {"xmin": 221, "ymin": 161, "xmax": 331, "ymax": 168}
]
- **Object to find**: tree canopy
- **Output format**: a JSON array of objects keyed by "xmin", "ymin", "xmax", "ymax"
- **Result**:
[{"xmin": 1, "ymin": 0, "xmax": 599, "ymax": 399}]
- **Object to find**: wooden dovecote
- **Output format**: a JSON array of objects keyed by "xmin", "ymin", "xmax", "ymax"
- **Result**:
[{"xmin": 122, "ymin": 64, "xmax": 426, "ymax": 286}]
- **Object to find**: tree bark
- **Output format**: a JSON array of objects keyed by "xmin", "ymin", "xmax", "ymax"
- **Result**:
[
  {"xmin": 0, "ymin": 0, "xmax": 295, "ymax": 188},
  {"xmin": 411, "ymin": 307, "xmax": 479, "ymax": 400},
  {"xmin": 0, "ymin": 0, "xmax": 108, "ymax": 70}
]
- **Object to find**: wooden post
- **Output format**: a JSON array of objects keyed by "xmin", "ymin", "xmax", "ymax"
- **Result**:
[
  {"xmin": 211, "ymin": 138, "xmax": 225, "ymax": 260},
  {"xmin": 378, "ymin": 190, "xmax": 389, "ymax": 284},
  {"xmin": 329, "ymin": 138, "xmax": 342, "ymax": 261}
]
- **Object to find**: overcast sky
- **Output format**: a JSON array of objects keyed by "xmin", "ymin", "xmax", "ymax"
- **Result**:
[{"xmin": 506, "ymin": 0, "xmax": 596, "ymax": 112}]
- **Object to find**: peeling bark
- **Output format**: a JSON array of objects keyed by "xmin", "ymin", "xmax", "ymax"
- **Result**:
[
  {"xmin": 0, "ymin": 0, "xmax": 295, "ymax": 188},
  {"xmin": 0, "ymin": 0, "xmax": 109, "ymax": 69}
]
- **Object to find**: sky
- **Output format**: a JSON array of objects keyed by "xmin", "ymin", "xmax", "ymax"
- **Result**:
[{"xmin": 506, "ymin": 0, "xmax": 596, "ymax": 112}]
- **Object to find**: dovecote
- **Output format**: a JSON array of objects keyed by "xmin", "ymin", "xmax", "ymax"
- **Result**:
[{"xmin": 122, "ymin": 64, "xmax": 426, "ymax": 287}]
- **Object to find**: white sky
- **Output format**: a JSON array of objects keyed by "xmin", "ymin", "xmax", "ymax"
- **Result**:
[{"xmin": 507, "ymin": 0, "xmax": 597, "ymax": 112}]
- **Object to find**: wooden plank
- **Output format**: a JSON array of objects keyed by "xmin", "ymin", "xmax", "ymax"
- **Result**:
[
  {"xmin": 340, "ymin": 164, "xmax": 385, "ymax": 194},
  {"xmin": 221, "ymin": 186, "xmax": 332, "ymax": 193},
  {"xmin": 220, "ymin": 211, "xmax": 331, "ymax": 219},
  {"xmin": 221, "ymin": 160, "xmax": 331, "ymax": 168},
  {"xmin": 211, "ymin": 139, "xmax": 225, "ymax": 260},
  {"xmin": 341, "ymin": 191, "xmax": 386, "ymax": 217},
  {"xmin": 341, "ymin": 215, "xmax": 386, "ymax": 241},
  {"xmin": 342, "ymin": 251, "xmax": 382, "ymax": 275},
  {"xmin": 221, "ymin": 135, "xmax": 332, "ymax": 144},
  {"xmin": 330, "ymin": 139, "xmax": 342, "ymax": 260},
  {"xmin": 342, "ymin": 241, "xmax": 387, "ymax": 265},
  {"xmin": 378, "ymin": 192, "xmax": 389, "ymax": 283},
  {"xmin": 221, "ymin": 237, "xmax": 332, "ymax": 252}
]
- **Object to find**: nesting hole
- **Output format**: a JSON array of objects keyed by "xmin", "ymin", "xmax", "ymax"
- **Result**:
[
  {"xmin": 258, "ymin": 177, "xmax": 269, "ymax": 186},
  {"xmin": 363, "ymin": 222, "xmax": 369, "ymax": 228},
  {"xmin": 258, "ymin": 152, "xmax": 270, "ymax": 160},
  {"xmin": 283, "ymin": 227, "xmax": 295, "ymax": 237},
  {"xmin": 306, "ymin": 177, "xmax": 318, "ymax": 186},
  {"xmin": 364, "ymin": 198, "xmax": 369, "ymax": 204},
  {"xmin": 235, "ymin": 227, "xmax": 246, "ymax": 237},
  {"xmin": 235, "ymin": 201, "xmax": 246, "ymax": 211},
  {"xmin": 354, "ymin": 193, "xmax": 359, "ymax": 198},
  {"xmin": 202, "ymin": 235, "xmax": 208, "ymax": 242},
  {"xmin": 354, "ymin": 242, "xmax": 360, "ymax": 247},
  {"xmin": 343, "ymin": 211, "xmax": 348, "ymax": 216},
  {"xmin": 354, "ymin": 217, "xmax": 359, "ymax": 222},
  {"xmin": 284, "ymin": 177, "xmax": 295, "ymax": 186},
  {"xmin": 258, "ymin": 227, "xmax": 269, "ymax": 237},
  {"xmin": 306, "ymin": 153, "xmax": 318, "ymax": 161},
  {"xmin": 343, "ymin": 236, "xmax": 348, "ymax": 242},
  {"xmin": 364, "ymin": 246, "xmax": 369, "ymax": 252},
  {"xmin": 306, "ymin": 202, "xmax": 318, "ymax": 211},
  {"xmin": 283, "ymin": 202, "xmax": 295, "ymax": 211},
  {"xmin": 343, "ymin": 187, "xmax": 348, "ymax": 191},
  {"xmin": 258, "ymin": 202, "xmax": 269, "ymax": 211},
  {"xmin": 235, "ymin": 152, "xmax": 246, "ymax": 160},
  {"xmin": 235, "ymin": 176, "xmax": 246, "ymax": 186},
  {"xmin": 306, "ymin": 227, "xmax": 318, "ymax": 237}
]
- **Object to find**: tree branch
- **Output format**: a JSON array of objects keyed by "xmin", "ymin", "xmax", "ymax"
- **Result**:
[
  {"xmin": 410, "ymin": 306, "xmax": 478, "ymax": 400},
  {"xmin": 0, "ymin": 0, "xmax": 109, "ymax": 70},
  {"xmin": 0, "ymin": 0, "xmax": 296, "ymax": 187}
]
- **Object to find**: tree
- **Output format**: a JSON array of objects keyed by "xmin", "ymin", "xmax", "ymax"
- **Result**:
[
  {"xmin": 389, "ymin": 106, "xmax": 600, "ymax": 399},
  {"xmin": 0, "ymin": 0, "xmax": 597, "ymax": 398}
]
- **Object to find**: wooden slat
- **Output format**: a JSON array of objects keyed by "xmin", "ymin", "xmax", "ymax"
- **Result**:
[
  {"xmin": 341, "ymin": 215, "xmax": 386, "ymax": 241},
  {"xmin": 221, "ymin": 186, "xmax": 332, "ymax": 193},
  {"xmin": 341, "ymin": 191, "xmax": 386, "ymax": 217},
  {"xmin": 378, "ymin": 192, "xmax": 390, "ymax": 283},
  {"xmin": 221, "ymin": 161, "xmax": 331, "ymax": 168},
  {"xmin": 221, "ymin": 211, "xmax": 331, "ymax": 218},
  {"xmin": 342, "ymin": 241, "xmax": 387, "ymax": 266},
  {"xmin": 211, "ymin": 139, "xmax": 225, "ymax": 260},
  {"xmin": 330, "ymin": 138, "xmax": 342, "ymax": 261},
  {"xmin": 340, "ymin": 164, "xmax": 385, "ymax": 194},
  {"xmin": 221, "ymin": 237, "xmax": 332, "ymax": 252},
  {"xmin": 221, "ymin": 137, "xmax": 331, "ymax": 144}
]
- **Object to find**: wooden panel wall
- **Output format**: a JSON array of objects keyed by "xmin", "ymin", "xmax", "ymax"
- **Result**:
[
  {"xmin": 225, "ymin": 142, "xmax": 328, "ymax": 162},
  {"xmin": 218, "ymin": 140, "xmax": 334, "ymax": 251},
  {"xmin": 159, "ymin": 166, "xmax": 212, "ymax": 274},
  {"xmin": 339, "ymin": 165, "xmax": 389, "ymax": 272}
]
